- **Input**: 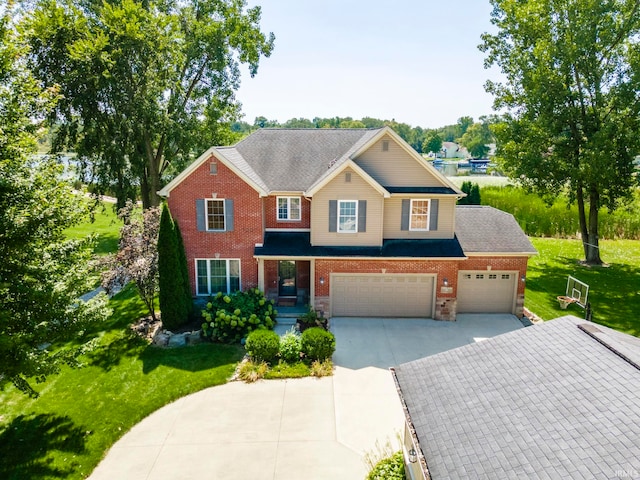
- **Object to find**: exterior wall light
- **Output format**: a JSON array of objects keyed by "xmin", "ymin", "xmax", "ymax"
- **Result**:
[
  {"xmin": 521, "ymin": 274, "xmax": 526, "ymax": 283},
  {"xmin": 408, "ymin": 448, "xmax": 417, "ymax": 463},
  {"xmin": 319, "ymin": 276, "xmax": 325, "ymax": 286},
  {"xmin": 443, "ymin": 278, "xmax": 449, "ymax": 287}
]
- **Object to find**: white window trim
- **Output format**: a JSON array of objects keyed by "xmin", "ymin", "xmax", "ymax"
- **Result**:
[
  {"xmin": 338, "ymin": 199, "xmax": 358, "ymax": 233},
  {"xmin": 206, "ymin": 198, "xmax": 226, "ymax": 231},
  {"xmin": 195, "ymin": 258, "xmax": 241, "ymax": 296},
  {"xmin": 409, "ymin": 199, "xmax": 431, "ymax": 231},
  {"xmin": 276, "ymin": 196, "xmax": 301, "ymax": 221}
]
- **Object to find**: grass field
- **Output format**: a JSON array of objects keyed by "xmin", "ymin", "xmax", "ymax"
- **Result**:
[
  {"xmin": 0, "ymin": 285, "xmax": 243, "ymax": 480},
  {"xmin": 64, "ymin": 203, "xmax": 122, "ymax": 255},
  {"xmin": 525, "ymin": 238, "xmax": 640, "ymax": 336}
]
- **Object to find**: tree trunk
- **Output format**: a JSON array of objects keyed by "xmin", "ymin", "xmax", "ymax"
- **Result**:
[
  {"xmin": 576, "ymin": 183, "xmax": 590, "ymax": 259},
  {"xmin": 585, "ymin": 187, "xmax": 602, "ymax": 265}
]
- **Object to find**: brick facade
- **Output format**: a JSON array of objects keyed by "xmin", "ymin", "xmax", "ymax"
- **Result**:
[
  {"xmin": 263, "ymin": 195, "xmax": 311, "ymax": 229},
  {"xmin": 167, "ymin": 155, "xmax": 263, "ymax": 295}
]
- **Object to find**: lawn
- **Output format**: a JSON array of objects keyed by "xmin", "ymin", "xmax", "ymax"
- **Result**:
[
  {"xmin": 525, "ymin": 238, "xmax": 640, "ymax": 336},
  {"xmin": 0, "ymin": 285, "xmax": 243, "ymax": 480},
  {"xmin": 64, "ymin": 203, "xmax": 122, "ymax": 255}
]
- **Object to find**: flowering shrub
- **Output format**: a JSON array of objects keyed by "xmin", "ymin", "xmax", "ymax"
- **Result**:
[{"xmin": 201, "ymin": 289, "xmax": 277, "ymax": 343}]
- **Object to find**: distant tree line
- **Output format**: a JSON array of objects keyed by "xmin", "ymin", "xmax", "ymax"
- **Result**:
[{"xmin": 230, "ymin": 115, "xmax": 496, "ymax": 157}]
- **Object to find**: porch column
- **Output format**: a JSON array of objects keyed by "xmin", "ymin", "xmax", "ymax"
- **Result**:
[
  {"xmin": 310, "ymin": 258, "xmax": 315, "ymax": 307},
  {"xmin": 257, "ymin": 258, "xmax": 265, "ymax": 292}
]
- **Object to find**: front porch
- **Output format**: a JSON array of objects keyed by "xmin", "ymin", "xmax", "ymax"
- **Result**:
[{"xmin": 262, "ymin": 259, "xmax": 311, "ymax": 308}]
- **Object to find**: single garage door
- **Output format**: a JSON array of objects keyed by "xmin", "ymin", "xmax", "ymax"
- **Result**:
[
  {"xmin": 457, "ymin": 271, "xmax": 517, "ymax": 313},
  {"xmin": 331, "ymin": 274, "xmax": 434, "ymax": 317}
]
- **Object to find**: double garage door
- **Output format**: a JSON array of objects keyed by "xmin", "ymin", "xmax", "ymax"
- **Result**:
[
  {"xmin": 331, "ymin": 274, "xmax": 434, "ymax": 317},
  {"xmin": 457, "ymin": 271, "xmax": 517, "ymax": 313}
]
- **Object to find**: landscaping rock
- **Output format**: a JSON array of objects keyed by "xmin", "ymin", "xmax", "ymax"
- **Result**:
[
  {"xmin": 153, "ymin": 332, "xmax": 170, "ymax": 346},
  {"xmin": 186, "ymin": 332, "xmax": 202, "ymax": 344},
  {"xmin": 168, "ymin": 333, "xmax": 187, "ymax": 347}
]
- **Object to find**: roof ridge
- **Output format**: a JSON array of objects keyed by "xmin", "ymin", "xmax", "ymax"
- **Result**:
[{"xmin": 577, "ymin": 323, "xmax": 640, "ymax": 371}]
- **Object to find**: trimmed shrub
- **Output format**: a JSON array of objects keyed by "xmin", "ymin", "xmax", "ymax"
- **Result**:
[
  {"xmin": 158, "ymin": 204, "xmax": 188, "ymax": 329},
  {"xmin": 245, "ymin": 329, "xmax": 280, "ymax": 364},
  {"xmin": 367, "ymin": 451, "xmax": 405, "ymax": 480},
  {"xmin": 279, "ymin": 327, "xmax": 302, "ymax": 363},
  {"xmin": 301, "ymin": 327, "xmax": 336, "ymax": 362},
  {"xmin": 201, "ymin": 289, "xmax": 277, "ymax": 343}
]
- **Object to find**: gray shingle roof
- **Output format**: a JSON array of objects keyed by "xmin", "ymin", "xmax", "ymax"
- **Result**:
[
  {"xmin": 455, "ymin": 205, "xmax": 537, "ymax": 254},
  {"xmin": 393, "ymin": 316, "xmax": 640, "ymax": 480},
  {"xmin": 229, "ymin": 128, "xmax": 382, "ymax": 192}
]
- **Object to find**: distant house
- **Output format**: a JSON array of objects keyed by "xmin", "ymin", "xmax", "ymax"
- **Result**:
[
  {"xmin": 393, "ymin": 316, "xmax": 640, "ymax": 479},
  {"xmin": 440, "ymin": 142, "xmax": 468, "ymax": 159},
  {"xmin": 159, "ymin": 127, "xmax": 535, "ymax": 320}
]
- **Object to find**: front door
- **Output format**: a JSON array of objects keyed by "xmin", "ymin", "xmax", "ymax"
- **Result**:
[{"xmin": 278, "ymin": 261, "xmax": 297, "ymax": 297}]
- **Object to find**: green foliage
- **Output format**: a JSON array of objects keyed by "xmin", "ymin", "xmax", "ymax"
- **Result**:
[
  {"xmin": 0, "ymin": 284, "xmax": 242, "ymax": 478},
  {"xmin": 201, "ymin": 289, "xmax": 277, "ymax": 343},
  {"xmin": 278, "ymin": 328, "xmax": 302, "ymax": 363},
  {"xmin": 174, "ymin": 223, "xmax": 193, "ymax": 317},
  {"xmin": 245, "ymin": 329, "xmax": 280, "ymax": 364},
  {"xmin": 457, "ymin": 121, "xmax": 492, "ymax": 158},
  {"xmin": 0, "ymin": 18, "xmax": 111, "ymax": 397},
  {"xmin": 64, "ymin": 204, "xmax": 122, "ymax": 255},
  {"xmin": 158, "ymin": 204, "xmax": 188, "ymax": 330},
  {"xmin": 23, "ymin": 0, "xmax": 275, "ymax": 207},
  {"xmin": 264, "ymin": 361, "xmax": 310, "ymax": 379},
  {"xmin": 482, "ymin": 186, "xmax": 640, "ymax": 239},
  {"xmin": 480, "ymin": 0, "xmax": 640, "ymax": 264},
  {"xmin": 423, "ymin": 133, "xmax": 443, "ymax": 156},
  {"xmin": 366, "ymin": 451, "xmax": 405, "ymax": 480},
  {"xmin": 300, "ymin": 328, "xmax": 336, "ymax": 362},
  {"xmin": 458, "ymin": 182, "xmax": 481, "ymax": 205}
]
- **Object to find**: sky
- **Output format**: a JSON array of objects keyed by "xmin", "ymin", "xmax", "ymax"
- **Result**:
[{"xmin": 235, "ymin": 0, "xmax": 503, "ymax": 129}]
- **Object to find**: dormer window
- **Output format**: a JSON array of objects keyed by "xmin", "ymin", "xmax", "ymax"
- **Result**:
[{"xmin": 277, "ymin": 196, "xmax": 301, "ymax": 221}]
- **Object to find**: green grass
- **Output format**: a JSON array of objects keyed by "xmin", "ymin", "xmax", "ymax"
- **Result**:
[
  {"xmin": 0, "ymin": 285, "xmax": 243, "ymax": 480},
  {"xmin": 64, "ymin": 204, "xmax": 122, "ymax": 255},
  {"xmin": 525, "ymin": 238, "xmax": 640, "ymax": 336},
  {"xmin": 264, "ymin": 361, "xmax": 311, "ymax": 379}
]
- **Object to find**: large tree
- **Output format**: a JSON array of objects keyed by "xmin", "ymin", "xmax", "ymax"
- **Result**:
[
  {"xmin": 458, "ymin": 121, "xmax": 493, "ymax": 158},
  {"xmin": 480, "ymin": 0, "xmax": 640, "ymax": 264},
  {"xmin": 23, "ymin": 0, "xmax": 275, "ymax": 208},
  {"xmin": 0, "ymin": 15, "xmax": 110, "ymax": 397}
]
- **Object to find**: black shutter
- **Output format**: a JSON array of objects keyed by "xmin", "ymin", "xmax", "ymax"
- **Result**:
[
  {"xmin": 358, "ymin": 200, "xmax": 367, "ymax": 232},
  {"xmin": 401, "ymin": 199, "xmax": 410, "ymax": 231},
  {"xmin": 196, "ymin": 199, "xmax": 206, "ymax": 231},
  {"xmin": 329, "ymin": 200, "xmax": 337, "ymax": 232},
  {"xmin": 430, "ymin": 199, "xmax": 439, "ymax": 231}
]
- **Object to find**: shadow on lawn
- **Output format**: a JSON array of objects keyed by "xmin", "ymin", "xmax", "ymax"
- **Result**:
[
  {"xmin": 0, "ymin": 413, "xmax": 88, "ymax": 480},
  {"xmin": 139, "ymin": 343, "xmax": 243, "ymax": 374},
  {"xmin": 526, "ymin": 256, "xmax": 640, "ymax": 336}
]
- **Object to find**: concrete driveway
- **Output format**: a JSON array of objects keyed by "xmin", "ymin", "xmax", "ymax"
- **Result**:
[{"xmin": 88, "ymin": 314, "xmax": 523, "ymax": 480}]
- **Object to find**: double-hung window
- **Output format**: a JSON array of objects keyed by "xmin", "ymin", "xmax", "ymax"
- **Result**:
[
  {"xmin": 338, "ymin": 200, "xmax": 358, "ymax": 233},
  {"xmin": 277, "ymin": 196, "xmax": 301, "ymax": 221},
  {"xmin": 410, "ymin": 199, "xmax": 430, "ymax": 231},
  {"xmin": 196, "ymin": 259, "xmax": 240, "ymax": 295},
  {"xmin": 206, "ymin": 199, "xmax": 225, "ymax": 231}
]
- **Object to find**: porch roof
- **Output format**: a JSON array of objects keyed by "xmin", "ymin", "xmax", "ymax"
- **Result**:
[
  {"xmin": 254, "ymin": 232, "xmax": 466, "ymax": 258},
  {"xmin": 384, "ymin": 186, "xmax": 458, "ymax": 195}
]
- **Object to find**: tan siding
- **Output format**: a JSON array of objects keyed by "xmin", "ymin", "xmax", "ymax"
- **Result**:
[
  {"xmin": 383, "ymin": 197, "xmax": 456, "ymax": 239},
  {"xmin": 311, "ymin": 168, "xmax": 383, "ymax": 246},
  {"xmin": 354, "ymin": 134, "xmax": 444, "ymax": 187}
]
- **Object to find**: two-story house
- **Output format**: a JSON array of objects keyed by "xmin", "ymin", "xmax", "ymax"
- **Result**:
[{"xmin": 158, "ymin": 127, "xmax": 536, "ymax": 321}]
